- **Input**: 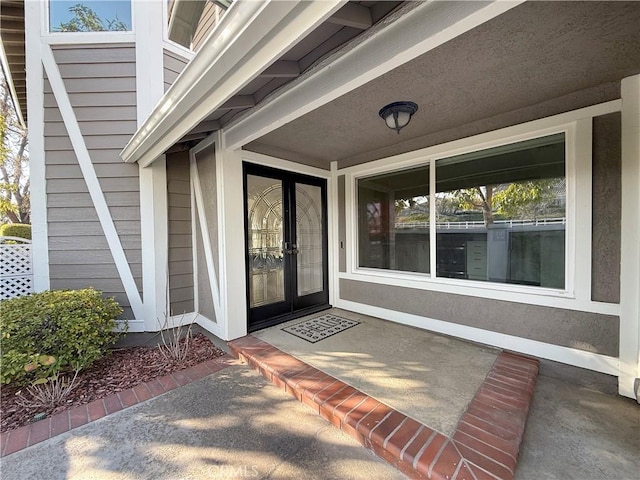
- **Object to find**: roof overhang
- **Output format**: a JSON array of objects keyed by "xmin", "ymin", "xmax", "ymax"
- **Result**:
[
  {"xmin": 121, "ymin": 0, "xmax": 347, "ymax": 167},
  {"xmin": 122, "ymin": 0, "xmax": 523, "ymax": 168},
  {"xmin": 0, "ymin": 0, "xmax": 26, "ymax": 128}
]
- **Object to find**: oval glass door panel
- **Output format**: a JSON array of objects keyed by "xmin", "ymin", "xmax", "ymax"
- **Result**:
[
  {"xmin": 246, "ymin": 175, "xmax": 285, "ymax": 308},
  {"xmin": 295, "ymin": 183, "xmax": 324, "ymax": 296}
]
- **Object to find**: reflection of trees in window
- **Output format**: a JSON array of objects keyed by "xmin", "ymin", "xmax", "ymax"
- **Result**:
[
  {"xmin": 447, "ymin": 178, "xmax": 565, "ymax": 226},
  {"xmin": 53, "ymin": 4, "xmax": 129, "ymax": 32}
]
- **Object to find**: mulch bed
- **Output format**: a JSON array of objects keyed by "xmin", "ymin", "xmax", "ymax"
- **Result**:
[{"xmin": 0, "ymin": 333, "xmax": 225, "ymax": 433}]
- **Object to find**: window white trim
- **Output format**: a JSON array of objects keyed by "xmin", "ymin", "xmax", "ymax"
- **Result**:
[
  {"xmin": 341, "ymin": 101, "xmax": 623, "ymax": 316},
  {"xmin": 43, "ymin": 0, "xmax": 135, "ymax": 38}
]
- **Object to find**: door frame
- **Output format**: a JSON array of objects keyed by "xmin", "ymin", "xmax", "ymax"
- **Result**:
[{"xmin": 243, "ymin": 162, "xmax": 330, "ymax": 332}]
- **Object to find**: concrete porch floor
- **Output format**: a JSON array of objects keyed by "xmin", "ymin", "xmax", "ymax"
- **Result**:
[
  {"xmin": 254, "ymin": 309, "xmax": 500, "ymax": 437},
  {"xmin": 232, "ymin": 308, "xmax": 639, "ymax": 479}
]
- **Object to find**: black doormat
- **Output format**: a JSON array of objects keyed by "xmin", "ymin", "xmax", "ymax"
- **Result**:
[{"xmin": 282, "ymin": 314, "xmax": 359, "ymax": 343}]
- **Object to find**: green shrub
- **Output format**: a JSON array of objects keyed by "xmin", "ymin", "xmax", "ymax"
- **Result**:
[
  {"xmin": 0, "ymin": 288, "xmax": 124, "ymax": 385},
  {"xmin": 0, "ymin": 223, "xmax": 31, "ymax": 240}
]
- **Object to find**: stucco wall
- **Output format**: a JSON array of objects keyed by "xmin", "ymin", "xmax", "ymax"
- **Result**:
[
  {"xmin": 591, "ymin": 113, "xmax": 621, "ymax": 303},
  {"xmin": 339, "ymin": 279, "xmax": 619, "ymax": 356}
]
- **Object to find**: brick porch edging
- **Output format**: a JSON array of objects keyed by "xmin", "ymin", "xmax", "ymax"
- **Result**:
[
  {"xmin": 0, "ymin": 354, "xmax": 235, "ymax": 457},
  {"xmin": 229, "ymin": 336, "xmax": 538, "ymax": 480}
]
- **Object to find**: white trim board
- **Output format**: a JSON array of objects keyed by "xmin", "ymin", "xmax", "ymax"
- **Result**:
[
  {"xmin": 41, "ymin": 45, "xmax": 144, "ymax": 320},
  {"xmin": 25, "ymin": 0, "xmax": 49, "ymax": 292},
  {"xmin": 241, "ymin": 150, "xmax": 331, "ymax": 179},
  {"xmin": 337, "ymin": 299, "xmax": 620, "ymax": 377}
]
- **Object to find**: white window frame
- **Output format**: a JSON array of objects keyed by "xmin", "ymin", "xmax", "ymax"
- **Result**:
[
  {"xmin": 340, "ymin": 101, "xmax": 621, "ymax": 315},
  {"xmin": 44, "ymin": 0, "xmax": 136, "ymax": 42}
]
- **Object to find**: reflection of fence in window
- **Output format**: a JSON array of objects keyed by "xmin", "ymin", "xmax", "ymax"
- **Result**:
[{"xmin": 1, "ymin": 236, "xmax": 33, "ymax": 300}]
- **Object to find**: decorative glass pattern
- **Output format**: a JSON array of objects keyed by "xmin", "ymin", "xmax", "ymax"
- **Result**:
[{"xmin": 295, "ymin": 183, "xmax": 323, "ymax": 297}]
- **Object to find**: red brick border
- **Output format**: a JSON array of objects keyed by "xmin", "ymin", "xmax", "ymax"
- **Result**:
[
  {"xmin": 0, "ymin": 354, "xmax": 235, "ymax": 457},
  {"xmin": 229, "ymin": 336, "xmax": 538, "ymax": 480}
]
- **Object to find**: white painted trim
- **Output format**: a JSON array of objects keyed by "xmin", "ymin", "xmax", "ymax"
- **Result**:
[
  {"xmin": 43, "ymin": 33, "xmax": 136, "ymax": 44},
  {"xmin": 41, "ymin": 45, "xmax": 144, "ymax": 319},
  {"xmin": 337, "ymin": 299, "xmax": 620, "ymax": 377},
  {"xmin": 43, "ymin": 0, "xmax": 135, "ymax": 37},
  {"xmin": 619, "ymin": 75, "xmax": 640, "ymax": 399},
  {"xmin": 340, "ymin": 104, "xmax": 624, "ymax": 317},
  {"xmin": 121, "ymin": 320, "xmax": 145, "ymax": 333},
  {"xmin": 191, "ymin": 132, "xmax": 217, "ymax": 156},
  {"xmin": 572, "ymin": 118, "xmax": 593, "ymax": 303},
  {"xmin": 190, "ymin": 150, "xmax": 223, "ymax": 322},
  {"xmin": 338, "ymin": 101, "xmax": 621, "ymax": 176},
  {"xmin": 25, "ymin": 0, "xmax": 49, "ymax": 292},
  {"xmin": 217, "ymin": 143, "xmax": 247, "ymax": 340},
  {"xmin": 196, "ymin": 314, "xmax": 225, "ymax": 339},
  {"xmin": 241, "ymin": 150, "xmax": 331, "ymax": 179},
  {"xmin": 135, "ymin": 0, "xmax": 168, "ymax": 331},
  {"xmin": 167, "ymin": 311, "xmax": 198, "ymax": 328},
  {"xmin": 224, "ymin": 0, "xmax": 525, "ymax": 150},
  {"xmin": 214, "ymin": 132, "xmax": 227, "ymax": 330},
  {"xmin": 122, "ymin": 0, "xmax": 346, "ymax": 167},
  {"xmin": 190, "ymin": 159, "xmax": 200, "ymax": 314},
  {"xmin": 329, "ymin": 161, "xmax": 339, "ymax": 305},
  {"xmin": 162, "ymin": 40, "xmax": 195, "ymax": 61}
]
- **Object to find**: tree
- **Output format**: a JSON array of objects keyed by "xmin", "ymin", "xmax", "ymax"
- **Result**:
[
  {"xmin": 451, "ymin": 178, "xmax": 564, "ymax": 226},
  {"xmin": 0, "ymin": 74, "xmax": 29, "ymax": 224},
  {"xmin": 54, "ymin": 4, "xmax": 128, "ymax": 32}
]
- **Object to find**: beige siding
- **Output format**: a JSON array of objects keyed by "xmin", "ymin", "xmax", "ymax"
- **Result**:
[
  {"xmin": 191, "ymin": 2, "xmax": 223, "ymax": 52},
  {"xmin": 167, "ymin": 151, "xmax": 195, "ymax": 315},
  {"xmin": 45, "ymin": 44, "xmax": 141, "ymax": 316},
  {"xmin": 163, "ymin": 49, "xmax": 189, "ymax": 93}
]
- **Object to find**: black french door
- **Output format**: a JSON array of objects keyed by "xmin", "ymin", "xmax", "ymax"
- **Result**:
[{"xmin": 243, "ymin": 163, "xmax": 330, "ymax": 331}]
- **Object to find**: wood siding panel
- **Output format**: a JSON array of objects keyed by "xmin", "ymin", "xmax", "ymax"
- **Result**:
[
  {"xmin": 163, "ymin": 49, "xmax": 189, "ymax": 92},
  {"xmin": 192, "ymin": 2, "xmax": 222, "ymax": 52},
  {"xmin": 46, "ymin": 45, "xmax": 141, "ymax": 315},
  {"xmin": 167, "ymin": 151, "xmax": 194, "ymax": 314}
]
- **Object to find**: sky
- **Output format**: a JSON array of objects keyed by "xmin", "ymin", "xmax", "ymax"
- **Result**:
[{"xmin": 49, "ymin": 1, "xmax": 132, "ymax": 31}]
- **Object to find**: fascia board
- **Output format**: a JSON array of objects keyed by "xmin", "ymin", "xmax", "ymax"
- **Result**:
[{"xmin": 121, "ymin": 0, "xmax": 346, "ymax": 167}]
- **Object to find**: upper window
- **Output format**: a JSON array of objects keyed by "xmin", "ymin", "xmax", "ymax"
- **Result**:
[
  {"xmin": 49, "ymin": 1, "xmax": 132, "ymax": 32},
  {"xmin": 357, "ymin": 133, "xmax": 566, "ymax": 290}
]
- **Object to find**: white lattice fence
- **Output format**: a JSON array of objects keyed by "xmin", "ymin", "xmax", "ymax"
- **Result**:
[{"xmin": 1, "ymin": 236, "xmax": 33, "ymax": 300}]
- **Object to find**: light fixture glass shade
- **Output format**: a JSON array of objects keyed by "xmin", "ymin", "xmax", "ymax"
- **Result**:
[{"xmin": 378, "ymin": 101, "xmax": 418, "ymax": 134}]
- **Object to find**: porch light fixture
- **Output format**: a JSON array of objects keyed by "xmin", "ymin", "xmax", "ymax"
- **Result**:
[{"xmin": 378, "ymin": 101, "xmax": 418, "ymax": 134}]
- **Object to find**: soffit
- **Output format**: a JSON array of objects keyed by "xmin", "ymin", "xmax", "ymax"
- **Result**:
[
  {"xmin": 175, "ymin": 0, "xmax": 402, "ymax": 148},
  {"xmin": 245, "ymin": 1, "xmax": 640, "ymax": 168},
  {"xmin": 0, "ymin": 0, "xmax": 26, "ymax": 124}
]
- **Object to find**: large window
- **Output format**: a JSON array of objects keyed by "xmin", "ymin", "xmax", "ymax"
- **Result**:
[
  {"xmin": 357, "ymin": 134, "xmax": 566, "ymax": 289},
  {"xmin": 49, "ymin": 1, "xmax": 132, "ymax": 32}
]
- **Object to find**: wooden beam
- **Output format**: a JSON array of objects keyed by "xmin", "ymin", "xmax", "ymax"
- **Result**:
[
  {"xmin": 187, "ymin": 120, "xmax": 220, "ymax": 134},
  {"xmin": 259, "ymin": 60, "xmax": 300, "ymax": 79},
  {"xmin": 219, "ymin": 95, "xmax": 256, "ymax": 110},
  {"xmin": 327, "ymin": 2, "xmax": 372, "ymax": 30}
]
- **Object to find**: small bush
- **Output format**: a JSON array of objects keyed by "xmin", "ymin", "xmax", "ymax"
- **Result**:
[
  {"xmin": 0, "ymin": 223, "xmax": 31, "ymax": 240},
  {"xmin": 0, "ymin": 288, "xmax": 124, "ymax": 385}
]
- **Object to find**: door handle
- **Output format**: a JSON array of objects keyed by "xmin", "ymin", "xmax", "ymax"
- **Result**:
[
  {"xmin": 291, "ymin": 244, "xmax": 299, "ymax": 255},
  {"xmin": 282, "ymin": 242, "xmax": 299, "ymax": 255}
]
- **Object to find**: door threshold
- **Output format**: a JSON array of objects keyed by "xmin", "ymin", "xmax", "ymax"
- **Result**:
[{"xmin": 248, "ymin": 304, "xmax": 332, "ymax": 333}]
